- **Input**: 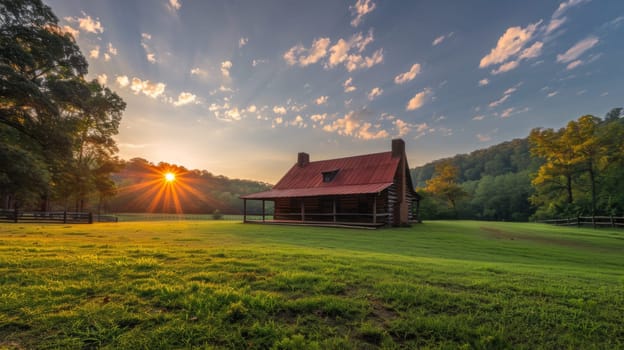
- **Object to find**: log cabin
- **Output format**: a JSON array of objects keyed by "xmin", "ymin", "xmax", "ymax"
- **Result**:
[{"xmin": 240, "ymin": 139, "xmax": 420, "ymax": 228}]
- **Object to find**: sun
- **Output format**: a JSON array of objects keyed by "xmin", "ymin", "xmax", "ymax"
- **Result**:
[{"xmin": 164, "ymin": 172, "xmax": 176, "ymax": 182}]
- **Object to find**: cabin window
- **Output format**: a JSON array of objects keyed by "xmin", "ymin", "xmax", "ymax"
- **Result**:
[{"xmin": 322, "ymin": 169, "xmax": 339, "ymax": 183}]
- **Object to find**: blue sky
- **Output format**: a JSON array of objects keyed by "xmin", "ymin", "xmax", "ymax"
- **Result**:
[{"xmin": 46, "ymin": 0, "xmax": 624, "ymax": 183}]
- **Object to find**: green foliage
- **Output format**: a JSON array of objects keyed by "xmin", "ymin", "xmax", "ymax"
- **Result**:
[
  {"xmin": 413, "ymin": 109, "xmax": 624, "ymax": 221},
  {"xmin": 413, "ymin": 138, "xmax": 539, "ymax": 221},
  {"xmin": 424, "ymin": 161, "xmax": 467, "ymax": 217},
  {"xmin": 0, "ymin": 0, "xmax": 125, "ymax": 211},
  {"xmin": 529, "ymin": 113, "xmax": 624, "ymax": 218},
  {"xmin": 0, "ymin": 220, "xmax": 622, "ymax": 349}
]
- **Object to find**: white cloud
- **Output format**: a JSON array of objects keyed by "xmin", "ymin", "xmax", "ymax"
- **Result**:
[
  {"xmin": 545, "ymin": 17, "xmax": 567, "ymax": 35},
  {"xmin": 315, "ymin": 96, "xmax": 329, "ymax": 105},
  {"xmin": 103, "ymin": 53, "xmax": 111, "ymax": 61},
  {"xmin": 343, "ymin": 77, "xmax": 357, "ymax": 92},
  {"xmin": 357, "ymin": 122, "xmax": 389, "ymax": 140},
  {"xmin": 128, "ymin": 77, "xmax": 166, "ymax": 98},
  {"xmin": 406, "ymin": 88, "xmax": 431, "ymax": 111},
  {"xmin": 173, "ymin": 92, "xmax": 197, "ymax": 106},
  {"xmin": 367, "ymin": 87, "xmax": 383, "ymax": 101},
  {"xmin": 273, "ymin": 106, "xmax": 287, "ymax": 115},
  {"xmin": 479, "ymin": 21, "xmax": 541, "ymax": 68},
  {"xmin": 547, "ymin": 91, "xmax": 559, "ymax": 98},
  {"xmin": 66, "ymin": 13, "xmax": 104, "ymax": 34},
  {"xmin": 284, "ymin": 30, "xmax": 382, "ymax": 71},
  {"xmin": 116, "ymin": 75, "xmax": 129, "ymax": 87},
  {"xmin": 247, "ymin": 105, "xmax": 257, "ymax": 113},
  {"xmin": 413, "ymin": 122, "xmax": 431, "ymax": 139},
  {"xmin": 273, "ymin": 116, "xmax": 284, "ymax": 126},
  {"xmin": 343, "ymin": 49, "xmax": 383, "ymax": 71},
  {"xmin": 553, "ymin": 0, "xmax": 590, "ymax": 19},
  {"xmin": 491, "ymin": 60, "xmax": 519, "ymax": 74},
  {"xmin": 473, "ymin": 115, "xmax": 485, "ymax": 121},
  {"xmin": 394, "ymin": 119, "xmax": 410, "ymax": 137},
  {"xmin": 97, "ymin": 74, "xmax": 107, "ymax": 85},
  {"xmin": 107, "ymin": 42, "xmax": 118, "ymax": 56},
  {"xmin": 224, "ymin": 107, "xmax": 241, "ymax": 121},
  {"xmin": 478, "ymin": 78, "xmax": 490, "ymax": 86},
  {"xmin": 519, "ymin": 41, "xmax": 543, "ymax": 59},
  {"xmin": 501, "ymin": 108, "xmax": 515, "ymax": 118},
  {"xmin": 168, "ymin": 0, "xmax": 181, "ymax": 11},
  {"xmin": 141, "ymin": 34, "xmax": 157, "ymax": 63},
  {"xmin": 323, "ymin": 111, "xmax": 388, "ymax": 140},
  {"xmin": 566, "ymin": 60, "xmax": 583, "ymax": 70},
  {"xmin": 350, "ymin": 0, "xmax": 376, "ymax": 27},
  {"xmin": 557, "ymin": 36, "xmax": 599, "ymax": 63},
  {"xmin": 221, "ymin": 60, "xmax": 233, "ymax": 78},
  {"xmin": 239, "ymin": 37, "xmax": 248, "ymax": 48},
  {"xmin": 89, "ymin": 46, "xmax": 99, "ymax": 59},
  {"xmin": 283, "ymin": 37, "xmax": 331, "ymax": 66},
  {"xmin": 394, "ymin": 63, "xmax": 421, "ymax": 84},
  {"xmin": 327, "ymin": 30, "xmax": 383, "ymax": 71},
  {"xmin": 489, "ymin": 94, "xmax": 510, "ymax": 108},
  {"xmin": 310, "ymin": 113, "xmax": 327, "ymax": 124},
  {"xmin": 252, "ymin": 59, "xmax": 268, "ymax": 67},
  {"xmin": 218, "ymin": 85, "xmax": 234, "ymax": 93},
  {"xmin": 504, "ymin": 87, "xmax": 518, "ymax": 95},
  {"xmin": 432, "ymin": 32, "xmax": 453, "ymax": 46},
  {"xmin": 190, "ymin": 67, "xmax": 208, "ymax": 77},
  {"xmin": 290, "ymin": 115, "xmax": 306, "ymax": 128}
]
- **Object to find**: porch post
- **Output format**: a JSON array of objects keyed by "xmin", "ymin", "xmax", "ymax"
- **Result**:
[
  {"xmin": 300, "ymin": 199, "xmax": 305, "ymax": 222},
  {"xmin": 373, "ymin": 195, "xmax": 377, "ymax": 224},
  {"xmin": 332, "ymin": 198, "xmax": 336, "ymax": 223},
  {"xmin": 243, "ymin": 199, "xmax": 247, "ymax": 223},
  {"xmin": 262, "ymin": 200, "xmax": 265, "ymax": 222}
]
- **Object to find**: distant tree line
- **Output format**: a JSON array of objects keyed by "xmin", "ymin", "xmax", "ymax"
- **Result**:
[
  {"xmin": 414, "ymin": 109, "xmax": 624, "ymax": 221},
  {"xmin": 107, "ymin": 158, "xmax": 271, "ymax": 214},
  {"xmin": 1, "ymin": 0, "xmax": 125, "ymax": 212}
]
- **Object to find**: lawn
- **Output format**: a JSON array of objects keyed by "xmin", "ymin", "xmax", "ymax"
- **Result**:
[{"xmin": 0, "ymin": 220, "xmax": 622, "ymax": 349}]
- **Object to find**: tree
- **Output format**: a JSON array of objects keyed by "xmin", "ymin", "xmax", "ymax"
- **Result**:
[
  {"xmin": 529, "ymin": 127, "xmax": 578, "ymax": 215},
  {"xmin": 425, "ymin": 161, "xmax": 467, "ymax": 217},
  {"xmin": 0, "ymin": 0, "xmax": 124, "ymax": 211}
]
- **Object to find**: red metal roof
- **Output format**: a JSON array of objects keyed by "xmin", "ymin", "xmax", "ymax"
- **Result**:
[
  {"xmin": 241, "ymin": 151, "xmax": 401, "ymax": 199},
  {"xmin": 240, "ymin": 183, "xmax": 393, "ymax": 199}
]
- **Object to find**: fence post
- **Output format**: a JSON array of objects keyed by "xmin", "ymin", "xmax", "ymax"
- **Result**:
[
  {"xmin": 611, "ymin": 215, "xmax": 615, "ymax": 228},
  {"xmin": 88, "ymin": 212, "xmax": 93, "ymax": 224},
  {"xmin": 577, "ymin": 216, "xmax": 580, "ymax": 228},
  {"xmin": 14, "ymin": 208, "xmax": 18, "ymax": 223},
  {"xmin": 592, "ymin": 216, "xmax": 596, "ymax": 229},
  {"xmin": 63, "ymin": 211, "xmax": 67, "ymax": 224}
]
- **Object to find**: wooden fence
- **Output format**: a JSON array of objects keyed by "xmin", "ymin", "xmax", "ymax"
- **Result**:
[
  {"xmin": 0, "ymin": 210, "xmax": 118, "ymax": 224},
  {"xmin": 541, "ymin": 216, "xmax": 624, "ymax": 228}
]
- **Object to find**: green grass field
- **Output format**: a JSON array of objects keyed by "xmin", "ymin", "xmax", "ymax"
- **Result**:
[{"xmin": 0, "ymin": 221, "xmax": 622, "ymax": 349}]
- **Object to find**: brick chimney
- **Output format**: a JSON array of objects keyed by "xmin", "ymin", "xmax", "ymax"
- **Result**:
[
  {"xmin": 391, "ymin": 138, "xmax": 405, "ymax": 158},
  {"xmin": 297, "ymin": 152, "xmax": 310, "ymax": 167}
]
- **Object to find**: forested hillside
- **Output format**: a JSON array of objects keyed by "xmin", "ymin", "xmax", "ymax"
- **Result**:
[
  {"xmin": 107, "ymin": 158, "xmax": 271, "ymax": 214},
  {"xmin": 413, "ymin": 109, "xmax": 624, "ymax": 221}
]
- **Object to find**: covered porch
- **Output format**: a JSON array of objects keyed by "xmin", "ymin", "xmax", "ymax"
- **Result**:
[{"xmin": 241, "ymin": 193, "xmax": 391, "ymax": 228}]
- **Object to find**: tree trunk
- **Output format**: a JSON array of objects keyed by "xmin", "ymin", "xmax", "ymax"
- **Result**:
[
  {"xmin": 589, "ymin": 164, "xmax": 596, "ymax": 216},
  {"xmin": 566, "ymin": 174, "xmax": 573, "ymax": 204}
]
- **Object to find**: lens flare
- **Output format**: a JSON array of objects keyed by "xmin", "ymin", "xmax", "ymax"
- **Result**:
[{"xmin": 117, "ymin": 166, "xmax": 212, "ymax": 214}]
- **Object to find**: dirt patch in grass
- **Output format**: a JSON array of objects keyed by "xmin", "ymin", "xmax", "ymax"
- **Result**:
[{"xmin": 480, "ymin": 226, "xmax": 600, "ymax": 250}]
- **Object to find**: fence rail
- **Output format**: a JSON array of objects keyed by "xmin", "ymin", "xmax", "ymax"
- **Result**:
[
  {"xmin": 541, "ymin": 216, "xmax": 624, "ymax": 228},
  {"xmin": 0, "ymin": 210, "xmax": 96, "ymax": 224}
]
